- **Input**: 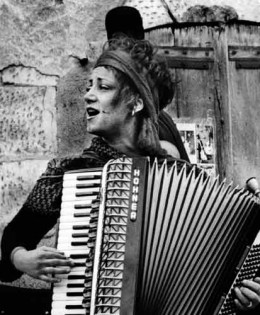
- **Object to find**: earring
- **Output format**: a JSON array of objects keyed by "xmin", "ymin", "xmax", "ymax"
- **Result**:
[{"xmin": 132, "ymin": 107, "xmax": 136, "ymax": 116}]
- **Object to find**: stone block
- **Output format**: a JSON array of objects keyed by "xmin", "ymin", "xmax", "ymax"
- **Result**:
[
  {"xmin": 2, "ymin": 66, "xmax": 58, "ymax": 86},
  {"xmin": 0, "ymin": 86, "xmax": 57, "ymax": 160},
  {"xmin": 0, "ymin": 159, "xmax": 49, "ymax": 236}
]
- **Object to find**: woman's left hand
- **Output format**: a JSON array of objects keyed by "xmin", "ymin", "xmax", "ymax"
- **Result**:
[{"xmin": 234, "ymin": 277, "xmax": 260, "ymax": 311}]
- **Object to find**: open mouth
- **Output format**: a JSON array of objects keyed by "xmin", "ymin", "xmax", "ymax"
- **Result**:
[{"xmin": 86, "ymin": 107, "xmax": 100, "ymax": 118}]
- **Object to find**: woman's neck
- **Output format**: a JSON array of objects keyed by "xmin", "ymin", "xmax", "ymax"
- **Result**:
[{"xmin": 103, "ymin": 136, "xmax": 142, "ymax": 157}]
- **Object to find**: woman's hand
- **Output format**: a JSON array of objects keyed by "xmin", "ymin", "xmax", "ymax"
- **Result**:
[
  {"xmin": 234, "ymin": 278, "xmax": 260, "ymax": 311},
  {"xmin": 12, "ymin": 246, "xmax": 75, "ymax": 283}
]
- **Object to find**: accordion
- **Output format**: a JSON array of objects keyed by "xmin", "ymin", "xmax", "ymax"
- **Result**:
[{"xmin": 52, "ymin": 157, "xmax": 260, "ymax": 315}]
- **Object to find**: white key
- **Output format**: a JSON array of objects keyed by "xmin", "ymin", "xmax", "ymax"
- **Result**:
[
  {"xmin": 60, "ymin": 208, "xmax": 91, "ymax": 216},
  {"xmin": 57, "ymin": 242, "xmax": 90, "ymax": 251},
  {"xmin": 69, "ymin": 267, "xmax": 86, "ymax": 275},
  {"xmin": 61, "ymin": 200, "xmax": 93, "ymax": 209},
  {"xmin": 52, "ymin": 310, "xmax": 85, "ymax": 315},
  {"xmin": 51, "ymin": 300, "xmax": 85, "ymax": 313},
  {"xmin": 58, "ymin": 249, "xmax": 89, "ymax": 258},
  {"xmin": 57, "ymin": 234, "xmax": 89, "ymax": 244},
  {"xmin": 62, "ymin": 188, "xmax": 100, "ymax": 202},
  {"xmin": 54, "ymin": 269, "xmax": 86, "ymax": 280},
  {"xmin": 51, "ymin": 309, "xmax": 86, "ymax": 315},
  {"xmin": 69, "ymin": 259, "xmax": 87, "ymax": 267},
  {"xmin": 53, "ymin": 286, "xmax": 84, "ymax": 294},
  {"xmin": 52, "ymin": 308, "xmax": 86, "ymax": 315},
  {"xmin": 52, "ymin": 290, "xmax": 84, "ymax": 301},
  {"xmin": 54, "ymin": 277, "xmax": 85, "ymax": 288},
  {"xmin": 57, "ymin": 241, "xmax": 89, "ymax": 252},
  {"xmin": 60, "ymin": 211, "xmax": 91, "ymax": 219},
  {"xmin": 59, "ymin": 215, "xmax": 89, "ymax": 223},
  {"xmin": 58, "ymin": 228, "xmax": 89, "ymax": 235},
  {"xmin": 57, "ymin": 233, "xmax": 89, "ymax": 246},
  {"xmin": 63, "ymin": 171, "xmax": 102, "ymax": 181},
  {"xmin": 63, "ymin": 179, "xmax": 101, "ymax": 188},
  {"xmin": 58, "ymin": 221, "xmax": 90, "ymax": 230},
  {"xmin": 57, "ymin": 238, "xmax": 88, "ymax": 253}
]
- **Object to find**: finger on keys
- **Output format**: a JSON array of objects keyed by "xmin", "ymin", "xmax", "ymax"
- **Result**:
[
  {"xmin": 43, "ymin": 267, "xmax": 72, "ymax": 280},
  {"xmin": 42, "ymin": 246, "xmax": 65, "ymax": 254},
  {"xmin": 56, "ymin": 258, "xmax": 75, "ymax": 267},
  {"xmin": 49, "ymin": 257, "xmax": 75, "ymax": 266},
  {"xmin": 41, "ymin": 246, "xmax": 67, "ymax": 258},
  {"xmin": 40, "ymin": 274, "xmax": 62, "ymax": 283},
  {"xmin": 54, "ymin": 266, "xmax": 72, "ymax": 274}
]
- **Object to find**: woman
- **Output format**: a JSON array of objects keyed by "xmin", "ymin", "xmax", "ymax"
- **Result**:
[{"xmin": 0, "ymin": 37, "xmax": 260, "ymax": 313}]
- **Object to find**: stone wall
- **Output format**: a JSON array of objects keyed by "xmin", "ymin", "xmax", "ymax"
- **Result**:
[
  {"xmin": 0, "ymin": 0, "xmax": 123, "ymax": 288},
  {"xmin": 0, "ymin": 65, "xmax": 58, "ymax": 229}
]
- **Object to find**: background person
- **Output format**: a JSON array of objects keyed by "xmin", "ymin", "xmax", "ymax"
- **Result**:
[{"xmin": 105, "ymin": 6, "xmax": 190, "ymax": 162}]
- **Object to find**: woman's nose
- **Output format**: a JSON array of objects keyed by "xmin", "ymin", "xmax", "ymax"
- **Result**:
[{"xmin": 84, "ymin": 88, "xmax": 96, "ymax": 104}]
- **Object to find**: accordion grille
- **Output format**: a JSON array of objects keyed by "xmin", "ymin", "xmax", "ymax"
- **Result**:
[{"xmin": 136, "ymin": 160, "xmax": 255, "ymax": 314}]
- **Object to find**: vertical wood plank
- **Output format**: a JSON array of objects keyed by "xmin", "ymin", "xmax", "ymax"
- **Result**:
[
  {"xmin": 165, "ymin": 26, "xmax": 216, "ymax": 119},
  {"xmin": 211, "ymin": 26, "xmax": 234, "ymax": 182},
  {"xmin": 227, "ymin": 24, "xmax": 260, "ymax": 186}
]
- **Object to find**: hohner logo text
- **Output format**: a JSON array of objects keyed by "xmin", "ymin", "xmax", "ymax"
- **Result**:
[{"xmin": 130, "ymin": 168, "xmax": 140, "ymax": 221}]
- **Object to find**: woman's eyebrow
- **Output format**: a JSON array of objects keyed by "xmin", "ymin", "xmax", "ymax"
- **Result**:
[{"xmin": 97, "ymin": 77, "xmax": 114, "ymax": 84}]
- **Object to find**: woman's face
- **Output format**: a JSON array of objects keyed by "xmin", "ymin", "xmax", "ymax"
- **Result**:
[{"xmin": 84, "ymin": 66, "xmax": 132, "ymax": 140}]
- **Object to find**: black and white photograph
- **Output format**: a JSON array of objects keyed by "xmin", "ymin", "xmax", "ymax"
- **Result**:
[{"xmin": 1, "ymin": 0, "xmax": 260, "ymax": 314}]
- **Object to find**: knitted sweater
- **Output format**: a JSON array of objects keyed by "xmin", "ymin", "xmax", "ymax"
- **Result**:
[
  {"xmin": 0, "ymin": 137, "xmax": 125, "ymax": 282},
  {"xmin": 0, "ymin": 133, "xmax": 196, "ymax": 283}
]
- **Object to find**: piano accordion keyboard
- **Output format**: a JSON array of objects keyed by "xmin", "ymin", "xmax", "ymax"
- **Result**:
[{"xmin": 51, "ymin": 169, "xmax": 102, "ymax": 315}]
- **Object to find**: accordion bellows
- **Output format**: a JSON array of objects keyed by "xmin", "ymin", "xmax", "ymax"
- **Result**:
[{"xmin": 53, "ymin": 157, "xmax": 260, "ymax": 315}]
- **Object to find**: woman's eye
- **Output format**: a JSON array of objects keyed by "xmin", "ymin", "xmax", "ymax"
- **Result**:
[{"xmin": 100, "ymin": 85, "xmax": 110, "ymax": 90}]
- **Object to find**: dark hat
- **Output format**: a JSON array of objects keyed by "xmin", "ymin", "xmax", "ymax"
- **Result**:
[{"xmin": 105, "ymin": 6, "xmax": 144, "ymax": 40}]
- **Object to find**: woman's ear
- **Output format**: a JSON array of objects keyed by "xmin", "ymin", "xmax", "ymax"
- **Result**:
[
  {"xmin": 131, "ymin": 97, "xmax": 144, "ymax": 116},
  {"xmin": 135, "ymin": 98, "xmax": 144, "ymax": 113}
]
